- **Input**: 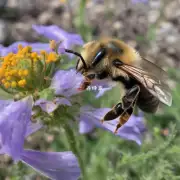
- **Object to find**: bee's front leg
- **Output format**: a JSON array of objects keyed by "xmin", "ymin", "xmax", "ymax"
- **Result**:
[{"xmin": 78, "ymin": 74, "xmax": 96, "ymax": 91}]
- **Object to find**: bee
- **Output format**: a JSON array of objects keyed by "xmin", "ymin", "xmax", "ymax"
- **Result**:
[{"xmin": 65, "ymin": 38, "xmax": 172, "ymax": 133}]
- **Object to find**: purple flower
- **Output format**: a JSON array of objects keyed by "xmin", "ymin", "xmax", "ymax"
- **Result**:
[
  {"xmin": 78, "ymin": 106, "xmax": 146, "ymax": 145},
  {"xmin": 37, "ymin": 69, "xmax": 113, "ymax": 113},
  {"xmin": 131, "ymin": 0, "xmax": 148, "ymax": 3},
  {"xmin": 0, "ymin": 96, "xmax": 33, "ymax": 160},
  {"xmin": 21, "ymin": 150, "xmax": 81, "ymax": 180},
  {"xmin": 32, "ymin": 25, "xmax": 84, "ymax": 58},
  {"xmin": 0, "ymin": 97, "xmax": 81, "ymax": 179},
  {"xmin": 0, "ymin": 42, "xmax": 52, "ymax": 56},
  {"xmin": 89, "ymin": 78, "xmax": 116, "ymax": 98},
  {"xmin": 51, "ymin": 68, "xmax": 114, "ymax": 98},
  {"xmin": 51, "ymin": 69, "xmax": 84, "ymax": 97},
  {"xmin": 35, "ymin": 98, "xmax": 72, "ymax": 114}
]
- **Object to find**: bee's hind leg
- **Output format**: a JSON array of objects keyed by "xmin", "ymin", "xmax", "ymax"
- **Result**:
[
  {"xmin": 100, "ymin": 102, "xmax": 124, "ymax": 123},
  {"xmin": 114, "ymin": 107, "xmax": 133, "ymax": 134},
  {"xmin": 122, "ymin": 85, "xmax": 140, "ymax": 109}
]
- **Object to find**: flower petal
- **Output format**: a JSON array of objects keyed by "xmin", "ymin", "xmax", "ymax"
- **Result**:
[
  {"xmin": 79, "ymin": 119, "xmax": 95, "ymax": 134},
  {"xmin": 35, "ymin": 99, "xmax": 58, "ymax": 114},
  {"xmin": 32, "ymin": 25, "xmax": 84, "ymax": 58},
  {"xmin": 35, "ymin": 98, "xmax": 71, "ymax": 114},
  {"xmin": 55, "ymin": 98, "xmax": 72, "ymax": 106},
  {"xmin": 0, "ymin": 41, "xmax": 28, "ymax": 56},
  {"xmin": 0, "ymin": 42, "xmax": 52, "ymax": 56},
  {"xmin": 51, "ymin": 69, "xmax": 84, "ymax": 97},
  {"xmin": 88, "ymin": 78, "xmax": 116, "ymax": 98},
  {"xmin": 21, "ymin": 150, "xmax": 81, "ymax": 180},
  {"xmin": 79, "ymin": 106, "xmax": 146, "ymax": 145},
  {"xmin": 0, "ymin": 96, "xmax": 33, "ymax": 160},
  {"xmin": 25, "ymin": 121, "xmax": 43, "ymax": 137}
]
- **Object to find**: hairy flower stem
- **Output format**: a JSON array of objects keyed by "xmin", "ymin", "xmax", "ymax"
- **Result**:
[{"xmin": 55, "ymin": 111, "xmax": 86, "ymax": 179}]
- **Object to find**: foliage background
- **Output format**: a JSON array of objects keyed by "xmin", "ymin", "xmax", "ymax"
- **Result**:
[{"xmin": 0, "ymin": 0, "xmax": 180, "ymax": 179}]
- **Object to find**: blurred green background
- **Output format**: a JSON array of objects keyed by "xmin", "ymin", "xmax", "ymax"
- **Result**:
[{"xmin": 0, "ymin": 0, "xmax": 180, "ymax": 179}]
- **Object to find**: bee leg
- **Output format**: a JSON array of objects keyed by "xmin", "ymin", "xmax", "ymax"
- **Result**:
[
  {"xmin": 113, "ymin": 86, "xmax": 140, "ymax": 133},
  {"xmin": 100, "ymin": 102, "xmax": 124, "ymax": 123},
  {"xmin": 101, "ymin": 86, "xmax": 140, "ymax": 123},
  {"xmin": 78, "ymin": 74, "xmax": 95, "ymax": 91},
  {"xmin": 114, "ymin": 107, "xmax": 133, "ymax": 134},
  {"xmin": 122, "ymin": 85, "xmax": 140, "ymax": 110}
]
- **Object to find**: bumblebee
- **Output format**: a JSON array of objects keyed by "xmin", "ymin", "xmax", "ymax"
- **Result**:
[{"xmin": 65, "ymin": 38, "xmax": 172, "ymax": 133}]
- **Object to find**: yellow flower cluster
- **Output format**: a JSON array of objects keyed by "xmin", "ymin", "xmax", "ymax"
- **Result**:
[{"xmin": 0, "ymin": 44, "xmax": 58, "ymax": 90}]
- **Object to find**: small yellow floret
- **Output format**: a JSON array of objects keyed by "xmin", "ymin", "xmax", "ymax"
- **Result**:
[
  {"xmin": 6, "ymin": 76, "xmax": 11, "ymax": 81},
  {"xmin": 0, "ymin": 68, "xmax": 5, "ymax": 78},
  {"xmin": 18, "ymin": 44, "xmax": 23, "ymax": 50},
  {"xmin": 18, "ymin": 70, "xmax": 23, "ymax": 77},
  {"xmin": 1, "ymin": 79, "xmax": 6, "ymax": 84},
  {"xmin": 18, "ymin": 79, "xmax": 26, "ymax": 87},
  {"xmin": 11, "ymin": 81, "xmax": 17, "ymax": 88},
  {"xmin": 40, "ymin": 50, "xmax": 47, "ymax": 55},
  {"xmin": 4, "ymin": 82, "xmax": 10, "ymax": 88},
  {"xmin": 47, "ymin": 52, "xmax": 58, "ymax": 63},
  {"xmin": 23, "ymin": 69, "xmax": 29, "ymax": 76}
]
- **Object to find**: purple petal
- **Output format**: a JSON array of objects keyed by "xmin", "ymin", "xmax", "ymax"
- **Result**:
[
  {"xmin": 0, "ymin": 42, "xmax": 52, "ymax": 57},
  {"xmin": 55, "ymin": 98, "xmax": 72, "ymax": 106},
  {"xmin": 0, "ymin": 97, "xmax": 33, "ymax": 160},
  {"xmin": 0, "ymin": 99, "xmax": 13, "ymax": 112},
  {"xmin": 51, "ymin": 69, "xmax": 84, "ymax": 97},
  {"xmin": 79, "ymin": 119, "xmax": 95, "ymax": 134},
  {"xmin": 0, "ymin": 41, "xmax": 28, "ymax": 56},
  {"xmin": 90, "ymin": 78, "xmax": 116, "ymax": 98},
  {"xmin": 35, "ymin": 99, "xmax": 58, "ymax": 114},
  {"xmin": 21, "ymin": 150, "xmax": 81, "ymax": 180},
  {"xmin": 25, "ymin": 122, "xmax": 43, "ymax": 137},
  {"xmin": 95, "ymin": 87, "xmax": 112, "ymax": 98},
  {"xmin": 131, "ymin": 0, "xmax": 148, "ymax": 3},
  {"xmin": 35, "ymin": 98, "xmax": 71, "ymax": 114},
  {"xmin": 29, "ymin": 42, "xmax": 52, "ymax": 53},
  {"xmin": 32, "ymin": 25, "xmax": 84, "ymax": 48},
  {"xmin": 79, "ymin": 106, "xmax": 146, "ymax": 145},
  {"xmin": 32, "ymin": 25, "xmax": 84, "ymax": 58}
]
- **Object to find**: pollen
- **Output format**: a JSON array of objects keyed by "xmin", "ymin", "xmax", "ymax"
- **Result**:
[
  {"xmin": 4, "ymin": 82, "xmax": 10, "ymax": 88},
  {"xmin": 18, "ymin": 44, "xmax": 23, "ymax": 50},
  {"xmin": 46, "ymin": 52, "xmax": 58, "ymax": 63},
  {"xmin": 11, "ymin": 81, "xmax": 17, "ymax": 88},
  {"xmin": 23, "ymin": 69, "xmax": 29, "ymax": 76},
  {"xmin": 0, "ymin": 44, "xmax": 60, "ymax": 92},
  {"xmin": 18, "ymin": 79, "xmax": 26, "ymax": 87}
]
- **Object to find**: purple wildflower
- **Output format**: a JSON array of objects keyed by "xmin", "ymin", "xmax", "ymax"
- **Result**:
[
  {"xmin": 32, "ymin": 25, "xmax": 84, "ymax": 58},
  {"xmin": 51, "ymin": 69, "xmax": 84, "ymax": 97},
  {"xmin": 131, "ymin": 0, "xmax": 148, "ymax": 3},
  {"xmin": 51, "ymin": 69, "xmax": 114, "ymax": 98},
  {"xmin": 0, "ymin": 41, "xmax": 52, "ymax": 56},
  {"xmin": 0, "ymin": 97, "xmax": 81, "ymax": 179},
  {"xmin": 37, "ymin": 69, "xmax": 113, "ymax": 113},
  {"xmin": 78, "ymin": 106, "xmax": 146, "ymax": 145},
  {"xmin": 35, "ymin": 98, "xmax": 72, "ymax": 114}
]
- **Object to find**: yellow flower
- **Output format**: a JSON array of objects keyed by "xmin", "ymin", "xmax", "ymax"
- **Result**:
[{"xmin": 0, "ymin": 43, "xmax": 61, "ymax": 92}]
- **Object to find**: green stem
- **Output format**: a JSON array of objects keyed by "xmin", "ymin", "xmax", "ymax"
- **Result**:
[{"xmin": 55, "ymin": 110, "xmax": 86, "ymax": 180}]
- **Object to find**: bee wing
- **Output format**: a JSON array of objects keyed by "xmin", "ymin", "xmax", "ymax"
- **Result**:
[{"xmin": 119, "ymin": 58, "xmax": 172, "ymax": 106}]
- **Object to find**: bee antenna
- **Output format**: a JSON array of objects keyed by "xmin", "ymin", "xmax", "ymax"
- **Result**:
[{"xmin": 64, "ymin": 49, "xmax": 87, "ymax": 69}]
